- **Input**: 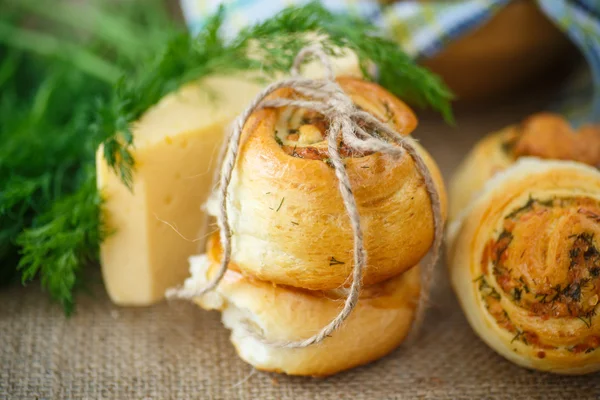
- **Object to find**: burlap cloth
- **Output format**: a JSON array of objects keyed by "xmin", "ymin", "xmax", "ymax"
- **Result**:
[{"xmin": 2, "ymin": 89, "xmax": 599, "ymax": 399}]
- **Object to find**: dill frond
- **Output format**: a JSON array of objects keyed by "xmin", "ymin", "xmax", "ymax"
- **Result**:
[
  {"xmin": 16, "ymin": 174, "xmax": 106, "ymax": 315},
  {"xmin": 98, "ymin": 1, "xmax": 453, "ymax": 188},
  {"xmin": 1, "ymin": 0, "xmax": 453, "ymax": 313},
  {"xmin": 0, "ymin": 0, "xmax": 174, "ymax": 312}
]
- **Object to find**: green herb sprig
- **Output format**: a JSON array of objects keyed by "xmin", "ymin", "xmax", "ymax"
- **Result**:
[
  {"xmin": 98, "ymin": 1, "xmax": 453, "ymax": 188},
  {"xmin": 0, "ymin": 0, "xmax": 176, "ymax": 312},
  {"xmin": 2, "ymin": 1, "xmax": 453, "ymax": 314}
]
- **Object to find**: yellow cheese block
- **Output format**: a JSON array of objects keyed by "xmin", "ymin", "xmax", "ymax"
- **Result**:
[{"xmin": 97, "ymin": 56, "xmax": 361, "ymax": 306}]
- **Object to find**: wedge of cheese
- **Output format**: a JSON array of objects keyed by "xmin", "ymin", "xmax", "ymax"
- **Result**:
[{"xmin": 97, "ymin": 56, "xmax": 361, "ymax": 306}]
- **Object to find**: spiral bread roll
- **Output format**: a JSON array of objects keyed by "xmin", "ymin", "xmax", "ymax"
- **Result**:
[
  {"xmin": 449, "ymin": 114, "xmax": 600, "ymax": 374},
  {"xmin": 169, "ymin": 64, "xmax": 446, "ymax": 374},
  {"xmin": 449, "ymin": 113, "xmax": 600, "ymax": 221},
  {"xmin": 449, "ymin": 159, "xmax": 600, "ymax": 374},
  {"xmin": 184, "ymin": 234, "xmax": 420, "ymax": 377},
  {"xmin": 206, "ymin": 77, "xmax": 447, "ymax": 290}
]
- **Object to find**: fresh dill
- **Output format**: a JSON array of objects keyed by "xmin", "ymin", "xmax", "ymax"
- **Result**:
[
  {"xmin": 16, "ymin": 177, "xmax": 106, "ymax": 314},
  {"xmin": 274, "ymin": 132, "xmax": 284, "ymax": 146},
  {"xmin": 518, "ymin": 277, "xmax": 530, "ymax": 293},
  {"xmin": 512, "ymin": 288, "xmax": 522, "ymax": 302},
  {"xmin": 564, "ymin": 281, "xmax": 584, "ymax": 302},
  {"xmin": 276, "ymin": 198, "xmax": 285, "ymax": 212},
  {"xmin": 269, "ymin": 197, "xmax": 285, "ymax": 212},
  {"xmin": 535, "ymin": 293, "xmax": 549, "ymax": 304},
  {"xmin": 1, "ymin": 1, "xmax": 453, "ymax": 314},
  {"xmin": 511, "ymin": 330, "xmax": 524, "ymax": 344},
  {"xmin": 505, "ymin": 196, "xmax": 536, "ymax": 220},
  {"xmin": 578, "ymin": 315, "xmax": 593, "ymax": 329},
  {"xmin": 98, "ymin": 1, "xmax": 453, "ymax": 188},
  {"xmin": 329, "ymin": 257, "xmax": 345, "ymax": 266},
  {"xmin": 0, "ymin": 0, "xmax": 176, "ymax": 312},
  {"xmin": 569, "ymin": 248, "xmax": 581, "ymax": 263},
  {"xmin": 477, "ymin": 276, "xmax": 501, "ymax": 300}
]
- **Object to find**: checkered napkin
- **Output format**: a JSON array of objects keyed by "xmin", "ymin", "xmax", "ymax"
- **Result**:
[{"xmin": 180, "ymin": 0, "xmax": 600, "ymax": 123}]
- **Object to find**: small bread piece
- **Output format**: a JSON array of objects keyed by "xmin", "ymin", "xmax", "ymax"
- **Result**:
[
  {"xmin": 449, "ymin": 113, "xmax": 600, "ymax": 222},
  {"xmin": 185, "ymin": 234, "xmax": 420, "ymax": 377},
  {"xmin": 449, "ymin": 159, "xmax": 600, "ymax": 375},
  {"xmin": 207, "ymin": 77, "xmax": 446, "ymax": 291}
]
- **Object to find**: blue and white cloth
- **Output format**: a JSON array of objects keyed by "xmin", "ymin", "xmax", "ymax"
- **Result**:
[{"xmin": 181, "ymin": 0, "xmax": 600, "ymax": 123}]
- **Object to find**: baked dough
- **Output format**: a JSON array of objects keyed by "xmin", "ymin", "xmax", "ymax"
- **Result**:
[
  {"xmin": 449, "ymin": 158, "xmax": 600, "ymax": 374},
  {"xmin": 449, "ymin": 113, "xmax": 600, "ymax": 221},
  {"xmin": 207, "ymin": 77, "xmax": 446, "ymax": 290},
  {"xmin": 186, "ymin": 234, "xmax": 420, "ymax": 377}
]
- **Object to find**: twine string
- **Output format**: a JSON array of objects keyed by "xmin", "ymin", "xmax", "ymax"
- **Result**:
[{"xmin": 167, "ymin": 45, "xmax": 443, "ymax": 348}]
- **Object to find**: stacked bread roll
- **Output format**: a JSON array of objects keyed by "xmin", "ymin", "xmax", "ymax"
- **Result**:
[
  {"xmin": 448, "ymin": 113, "xmax": 600, "ymax": 374},
  {"xmin": 178, "ymin": 77, "xmax": 447, "ymax": 377}
]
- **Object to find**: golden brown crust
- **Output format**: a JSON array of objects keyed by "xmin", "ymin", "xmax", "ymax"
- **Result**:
[
  {"xmin": 336, "ymin": 77, "xmax": 418, "ymax": 135},
  {"xmin": 273, "ymin": 77, "xmax": 418, "ymax": 160},
  {"xmin": 449, "ymin": 159, "xmax": 600, "ymax": 374},
  {"xmin": 514, "ymin": 113, "xmax": 600, "ymax": 166},
  {"xmin": 208, "ymin": 78, "xmax": 446, "ymax": 290},
  {"xmin": 191, "ymin": 233, "xmax": 421, "ymax": 377},
  {"xmin": 449, "ymin": 113, "xmax": 600, "ymax": 222}
]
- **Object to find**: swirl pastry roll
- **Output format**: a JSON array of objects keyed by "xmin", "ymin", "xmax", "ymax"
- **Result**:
[
  {"xmin": 449, "ymin": 159, "xmax": 600, "ymax": 374},
  {"xmin": 184, "ymin": 234, "xmax": 420, "ymax": 377},
  {"xmin": 449, "ymin": 113, "xmax": 600, "ymax": 221},
  {"xmin": 207, "ymin": 77, "xmax": 446, "ymax": 290}
]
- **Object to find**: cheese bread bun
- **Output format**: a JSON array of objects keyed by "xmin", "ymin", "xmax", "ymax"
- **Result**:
[
  {"xmin": 449, "ymin": 113, "xmax": 600, "ymax": 221},
  {"xmin": 186, "ymin": 234, "xmax": 421, "ymax": 377},
  {"xmin": 207, "ymin": 77, "xmax": 446, "ymax": 290},
  {"xmin": 449, "ymin": 159, "xmax": 600, "ymax": 374}
]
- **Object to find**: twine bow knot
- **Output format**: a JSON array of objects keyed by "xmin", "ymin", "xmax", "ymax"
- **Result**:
[{"xmin": 168, "ymin": 45, "xmax": 443, "ymax": 349}]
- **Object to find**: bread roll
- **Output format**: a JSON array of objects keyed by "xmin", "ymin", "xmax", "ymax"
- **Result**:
[
  {"xmin": 449, "ymin": 158, "xmax": 600, "ymax": 374},
  {"xmin": 185, "ymin": 234, "xmax": 420, "ymax": 377},
  {"xmin": 449, "ymin": 113, "xmax": 600, "ymax": 221},
  {"xmin": 207, "ymin": 77, "xmax": 446, "ymax": 290}
]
